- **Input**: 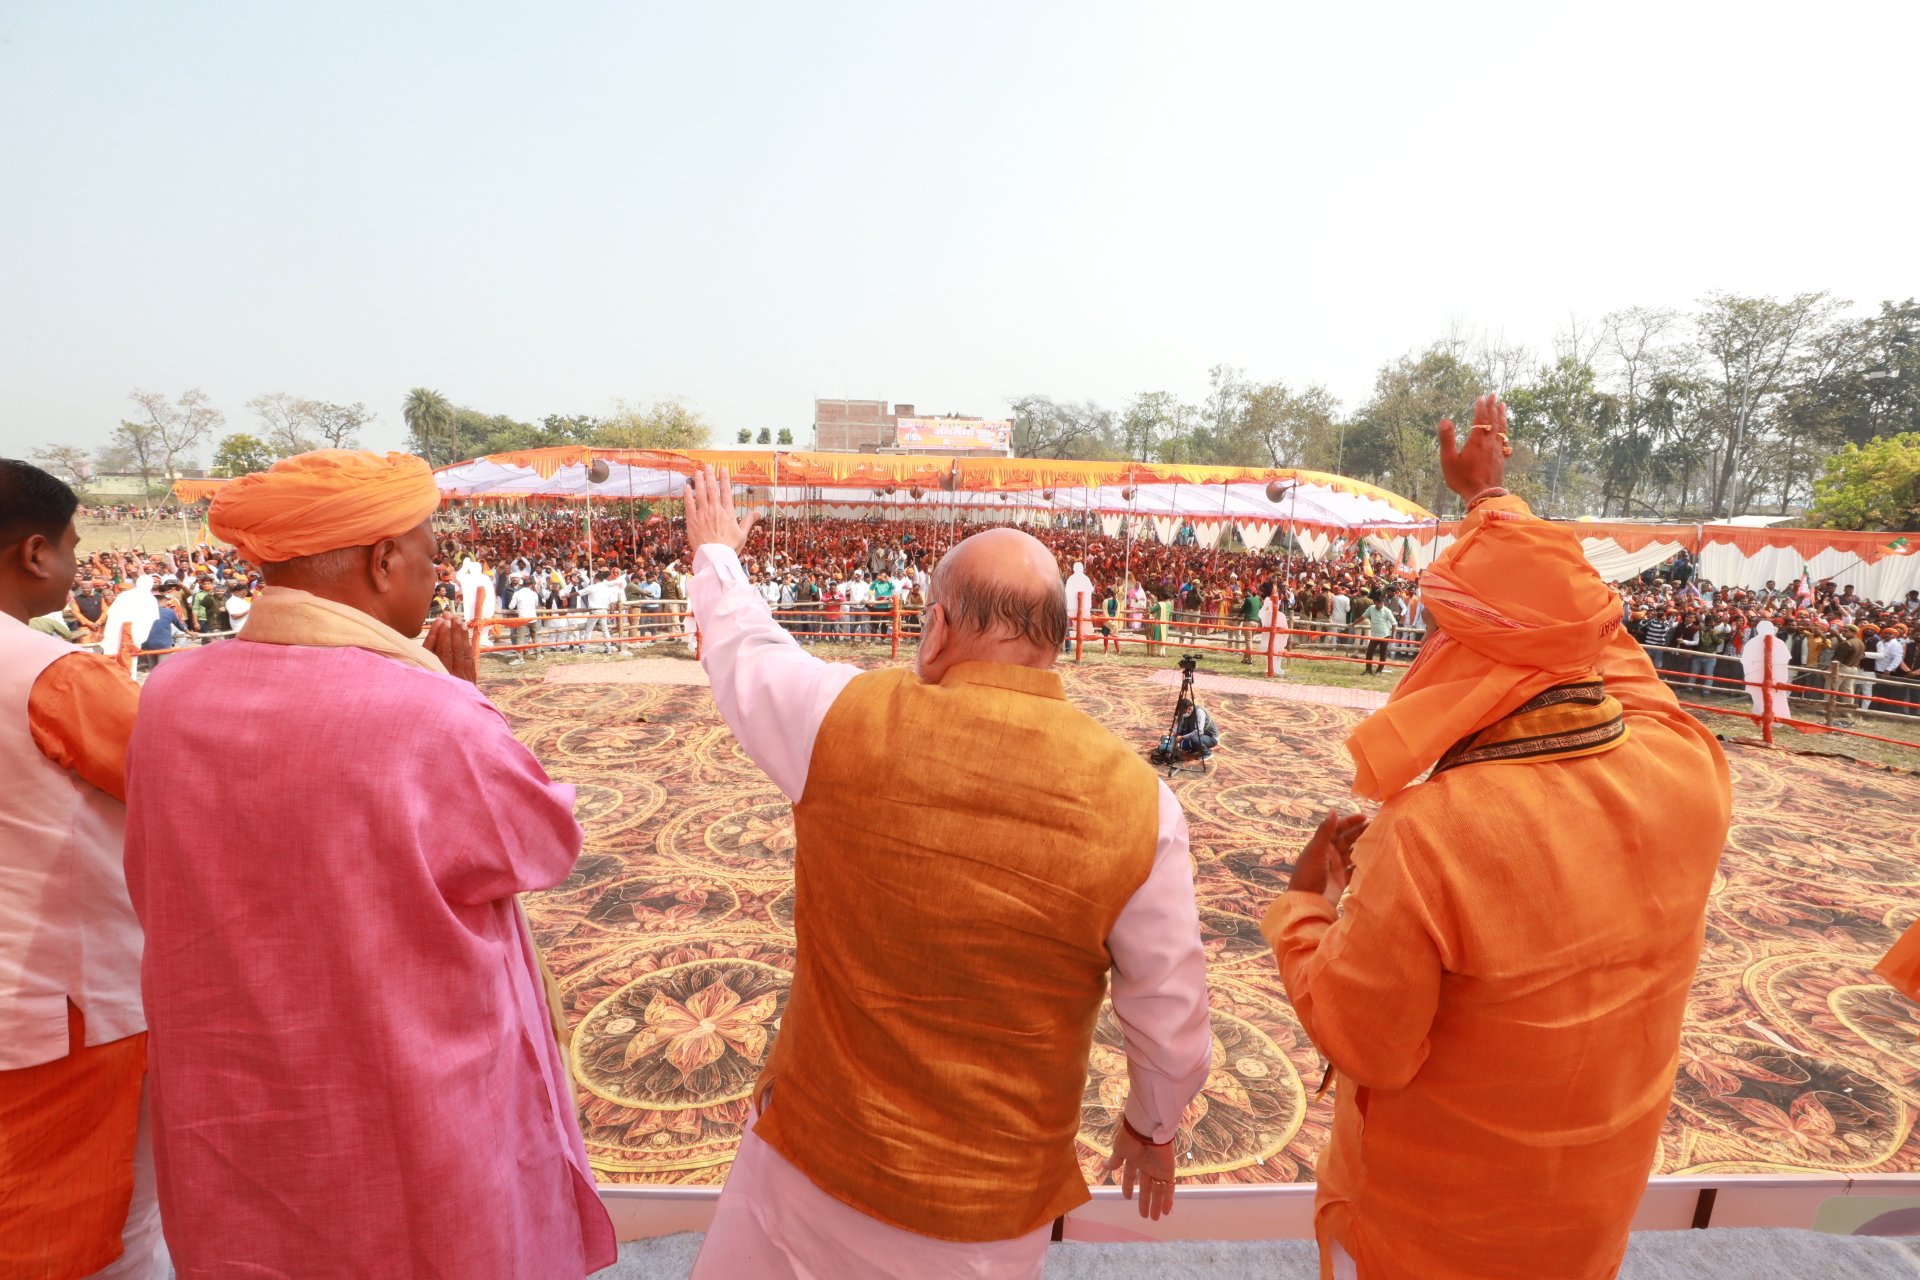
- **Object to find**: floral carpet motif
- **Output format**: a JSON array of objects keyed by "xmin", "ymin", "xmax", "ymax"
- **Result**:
[{"xmin": 485, "ymin": 662, "xmax": 1920, "ymax": 1186}]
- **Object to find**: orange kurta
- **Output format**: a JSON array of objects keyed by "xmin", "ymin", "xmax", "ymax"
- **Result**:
[
  {"xmin": 27, "ymin": 651, "xmax": 140, "ymax": 802},
  {"xmin": 1266, "ymin": 499, "xmax": 1731, "ymax": 1280}
]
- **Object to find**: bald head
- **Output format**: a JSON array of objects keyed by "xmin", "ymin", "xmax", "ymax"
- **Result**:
[{"xmin": 919, "ymin": 529, "xmax": 1068, "ymax": 680}]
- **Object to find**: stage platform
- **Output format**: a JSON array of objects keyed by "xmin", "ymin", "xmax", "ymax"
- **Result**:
[{"xmin": 488, "ymin": 658, "xmax": 1920, "ymax": 1192}]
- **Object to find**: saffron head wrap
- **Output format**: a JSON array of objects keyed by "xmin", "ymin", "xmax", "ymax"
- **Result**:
[
  {"xmin": 209, "ymin": 450, "xmax": 438, "ymax": 564},
  {"xmin": 1345, "ymin": 496, "xmax": 1622, "ymax": 801}
]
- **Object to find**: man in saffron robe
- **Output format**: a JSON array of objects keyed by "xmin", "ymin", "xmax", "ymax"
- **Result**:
[
  {"xmin": 1264, "ymin": 399, "xmax": 1732, "ymax": 1279},
  {"xmin": 680, "ymin": 467, "xmax": 1211, "ymax": 1280},
  {"xmin": 123, "ymin": 450, "xmax": 616, "ymax": 1279}
]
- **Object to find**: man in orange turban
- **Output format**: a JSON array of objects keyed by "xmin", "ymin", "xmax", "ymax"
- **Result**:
[
  {"xmin": 1263, "ymin": 398, "xmax": 1732, "ymax": 1279},
  {"xmin": 123, "ymin": 451, "xmax": 616, "ymax": 1277}
]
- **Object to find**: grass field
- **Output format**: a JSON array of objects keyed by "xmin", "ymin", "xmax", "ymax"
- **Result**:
[{"xmin": 75, "ymin": 515, "xmax": 223, "ymax": 556}]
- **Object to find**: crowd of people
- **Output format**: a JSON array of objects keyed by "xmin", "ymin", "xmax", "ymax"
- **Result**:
[
  {"xmin": 1616, "ymin": 555, "xmax": 1920, "ymax": 719},
  {"xmin": 45, "ymin": 506, "xmax": 1920, "ymax": 726}
]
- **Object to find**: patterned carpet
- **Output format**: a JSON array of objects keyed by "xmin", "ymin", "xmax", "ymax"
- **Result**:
[{"xmin": 486, "ymin": 660, "xmax": 1920, "ymax": 1187}]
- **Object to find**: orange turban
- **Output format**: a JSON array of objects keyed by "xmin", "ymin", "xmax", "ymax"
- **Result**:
[
  {"xmin": 209, "ymin": 450, "xmax": 439, "ymax": 564},
  {"xmin": 1346, "ymin": 496, "xmax": 1622, "ymax": 801}
]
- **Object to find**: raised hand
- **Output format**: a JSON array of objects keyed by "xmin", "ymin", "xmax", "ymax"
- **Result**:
[
  {"xmin": 1438, "ymin": 393, "xmax": 1512, "ymax": 503},
  {"xmin": 682, "ymin": 465, "xmax": 761, "ymax": 555}
]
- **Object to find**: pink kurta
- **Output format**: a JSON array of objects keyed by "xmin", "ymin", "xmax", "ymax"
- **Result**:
[{"xmin": 124, "ymin": 640, "xmax": 616, "ymax": 1279}]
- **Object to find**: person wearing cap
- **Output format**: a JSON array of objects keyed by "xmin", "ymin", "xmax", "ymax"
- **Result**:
[
  {"xmin": 0, "ymin": 459, "xmax": 165, "ymax": 1279},
  {"xmin": 122, "ymin": 451, "xmax": 615, "ymax": 1279}
]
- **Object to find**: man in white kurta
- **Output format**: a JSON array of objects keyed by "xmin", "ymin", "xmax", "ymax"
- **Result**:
[
  {"xmin": 681, "ymin": 469, "xmax": 1210, "ymax": 1279},
  {"xmin": 1063, "ymin": 561, "xmax": 1096, "ymax": 644},
  {"xmin": 455, "ymin": 557, "xmax": 493, "ymax": 627}
]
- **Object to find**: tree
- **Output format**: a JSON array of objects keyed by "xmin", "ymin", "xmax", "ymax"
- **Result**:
[
  {"xmin": 539, "ymin": 414, "xmax": 601, "ymax": 445},
  {"xmin": 1344, "ymin": 345, "xmax": 1484, "ymax": 511},
  {"xmin": 306, "ymin": 400, "xmax": 374, "ymax": 449},
  {"xmin": 1010, "ymin": 395, "xmax": 1117, "ymax": 459},
  {"xmin": 30, "ymin": 445, "xmax": 93, "ymax": 490},
  {"xmin": 756, "ymin": 428, "xmax": 772, "ymax": 445},
  {"xmin": 1119, "ymin": 391, "xmax": 1198, "ymax": 462},
  {"xmin": 1859, "ymin": 299, "xmax": 1920, "ymax": 442},
  {"xmin": 1240, "ymin": 382, "xmax": 1340, "ymax": 469},
  {"xmin": 1694, "ymin": 291, "xmax": 1843, "ymax": 517},
  {"xmin": 736, "ymin": 429, "xmax": 752, "ymax": 444},
  {"xmin": 777, "ymin": 428, "xmax": 793, "ymax": 446},
  {"xmin": 128, "ymin": 387, "xmax": 223, "ymax": 480},
  {"xmin": 212, "ymin": 433, "xmax": 276, "ymax": 477},
  {"xmin": 1806, "ymin": 432, "xmax": 1920, "ymax": 531},
  {"xmin": 593, "ymin": 399, "xmax": 712, "ymax": 450},
  {"xmin": 1506, "ymin": 354, "xmax": 1609, "ymax": 513},
  {"xmin": 403, "ymin": 388, "xmax": 457, "ymax": 465},
  {"xmin": 108, "ymin": 420, "xmax": 161, "ymax": 496},
  {"xmin": 248, "ymin": 392, "xmax": 316, "ymax": 456},
  {"xmin": 1597, "ymin": 307, "xmax": 1683, "ymax": 516}
]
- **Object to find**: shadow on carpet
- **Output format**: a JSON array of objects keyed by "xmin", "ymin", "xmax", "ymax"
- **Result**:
[{"xmin": 599, "ymin": 1228, "xmax": 1920, "ymax": 1278}]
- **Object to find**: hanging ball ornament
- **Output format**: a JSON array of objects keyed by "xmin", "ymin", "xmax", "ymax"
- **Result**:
[
  {"xmin": 1042, "ymin": 489, "xmax": 1055, "ymax": 501},
  {"xmin": 587, "ymin": 458, "xmax": 611, "ymax": 484},
  {"xmin": 909, "ymin": 486, "xmax": 923, "ymax": 500},
  {"xmin": 1121, "ymin": 486, "xmax": 1135, "ymax": 502},
  {"xmin": 1265, "ymin": 480, "xmax": 1289, "ymax": 503}
]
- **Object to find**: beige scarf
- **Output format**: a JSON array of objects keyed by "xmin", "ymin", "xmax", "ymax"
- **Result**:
[
  {"xmin": 237, "ymin": 585, "xmax": 448, "ymax": 674},
  {"xmin": 239, "ymin": 586, "xmax": 571, "ymax": 1047}
]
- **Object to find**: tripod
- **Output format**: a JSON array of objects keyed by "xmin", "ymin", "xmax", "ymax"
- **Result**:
[{"xmin": 1152, "ymin": 655, "xmax": 1209, "ymax": 776}]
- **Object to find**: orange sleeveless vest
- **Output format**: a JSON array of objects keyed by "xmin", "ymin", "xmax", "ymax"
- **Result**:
[{"xmin": 753, "ymin": 661, "xmax": 1160, "ymax": 1242}]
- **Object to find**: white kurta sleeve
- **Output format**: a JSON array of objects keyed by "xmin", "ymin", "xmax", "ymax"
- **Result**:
[
  {"xmin": 690, "ymin": 544, "xmax": 862, "ymax": 803},
  {"xmin": 1107, "ymin": 781, "xmax": 1212, "ymax": 1144}
]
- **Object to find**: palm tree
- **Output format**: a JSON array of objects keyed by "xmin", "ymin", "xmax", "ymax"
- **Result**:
[{"xmin": 403, "ymin": 388, "xmax": 456, "ymax": 464}]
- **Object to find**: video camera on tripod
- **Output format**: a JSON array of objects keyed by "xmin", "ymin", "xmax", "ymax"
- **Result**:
[{"xmin": 1149, "ymin": 654, "xmax": 1213, "ymax": 774}]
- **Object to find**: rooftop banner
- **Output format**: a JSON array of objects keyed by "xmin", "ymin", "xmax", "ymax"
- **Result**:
[{"xmin": 895, "ymin": 417, "xmax": 1012, "ymax": 451}]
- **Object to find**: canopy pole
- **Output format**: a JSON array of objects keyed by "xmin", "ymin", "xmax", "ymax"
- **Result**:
[
  {"xmin": 770, "ymin": 450, "xmax": 779, "ymax": 567},
  {"xmin": 583, "ymin": 460, "xmax": 595, "ymax": 566},
  {"xmin": 1209, "ymin": 479, "xmax": 1228, "ymax": 578},
  {"xmin": 626, "ymin": 455, "xmax": 638, "ymax": 566},
  {"xmin": 1284, "ymin": 481, "xmax": 1299, "ymax": 592}
]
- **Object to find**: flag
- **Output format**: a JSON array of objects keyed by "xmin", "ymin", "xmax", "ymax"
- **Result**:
[
  {"xmin": 1889, "ymin": 536, "xmax": 1913, "ymax": 556},
  {"xmin": 198, "ymin": 517, "xmax": 211, "ymax": 546},
  {"xmin": 1795, "ymin": 565, "xmax": 1813, "ymax": 604},
  {"xmin": 1354, "ymin": 536, "xmax": 1372, "ymax": 579}
]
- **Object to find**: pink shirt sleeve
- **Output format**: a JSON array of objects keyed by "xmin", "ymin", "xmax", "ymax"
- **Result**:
[
  {"xmin": 429, "ymin": 690, "xmax": 586, "ymax": 907},
  {"xmin": 690, "ymin": 544, "xmax": 861, "ymax": 803},
  {"xmin": 1108, "ymin": 782, "xmax": 1212, "ymax": 1143}
]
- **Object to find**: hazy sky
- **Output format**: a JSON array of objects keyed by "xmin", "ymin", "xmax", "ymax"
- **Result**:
[{"xmin": 3, "ymin": 1, "xmax": 1914, "ymax": 461}]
